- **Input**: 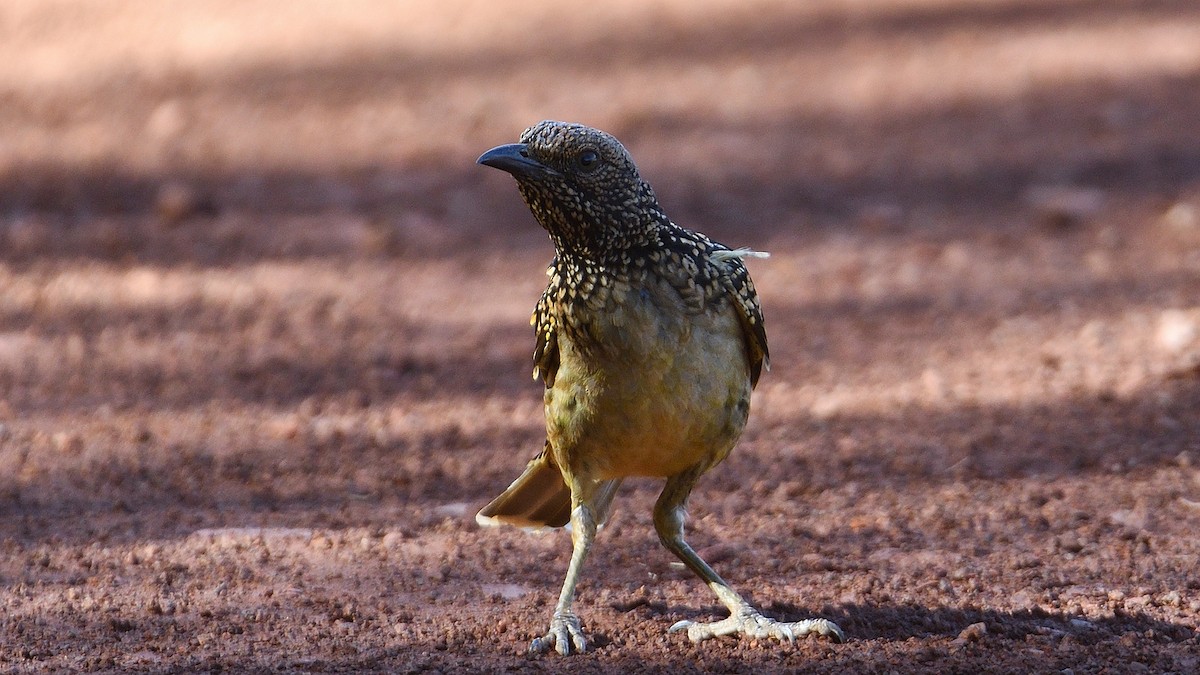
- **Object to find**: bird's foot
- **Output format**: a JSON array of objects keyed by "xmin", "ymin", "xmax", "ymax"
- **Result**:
[
  {"xmin": 670, "ymin": 607, "xmax": 845, "ymax": 645},
  {"xmin": 529, "ymin": 611, "xmax": 588, "ymax": 655}
]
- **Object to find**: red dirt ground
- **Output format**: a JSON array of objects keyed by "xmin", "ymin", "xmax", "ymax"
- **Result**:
[{"xmin": 2, "ymin": 1, "xmax": 1199, "ymax": 672}]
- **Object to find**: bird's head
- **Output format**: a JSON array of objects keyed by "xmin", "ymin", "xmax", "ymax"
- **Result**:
[{"xmin": 478, "ymin": 121, "xmax": 664, "ymax": 261}]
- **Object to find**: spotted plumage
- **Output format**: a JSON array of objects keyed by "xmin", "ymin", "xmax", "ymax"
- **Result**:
[
  {"xmin": 476, "ymin": 121, "xmax": 844, "ymax": 655},
  {"xmin": 514, "ymin": 120, "xmax": 768, "ymax": 388}
]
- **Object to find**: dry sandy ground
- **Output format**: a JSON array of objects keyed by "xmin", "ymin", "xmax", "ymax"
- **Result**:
[{"xmin": 2, "ymin": 1, "xmax": 1200, "ymax": 672}]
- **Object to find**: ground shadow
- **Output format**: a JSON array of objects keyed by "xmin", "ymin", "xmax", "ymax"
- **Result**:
[{"xmin": 1, "ymin": 369, "xmax": 1196, "ymax": 550}]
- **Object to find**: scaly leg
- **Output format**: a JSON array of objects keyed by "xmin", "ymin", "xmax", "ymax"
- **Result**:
[
  {"xmin": 529, "ymin": 500, "xmax": 597, "ymax": 655},
  {"xmin": 653, "ymin": 469, "xmax": 845, "ymax": 645}
]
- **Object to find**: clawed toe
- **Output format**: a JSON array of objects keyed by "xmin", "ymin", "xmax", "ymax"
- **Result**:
[
  {"xmin": 786, "ymin": 617, "xmax": 845, "ymax": 643},
  {"xmin": 529, "ymin": 612, "xmax": 588, "ymax": 655},
  {"xmin": 670, "ymin": 609, "xmax": 844, "ymax": 646},
  {"xmin": 668, "ymin": 619, "xmax": 694, "ymax": 634}
]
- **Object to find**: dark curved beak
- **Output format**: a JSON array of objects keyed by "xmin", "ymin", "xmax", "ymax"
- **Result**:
[{"xmin": 477, "ymin": 143, "xmax": 558, "ymax": 178}]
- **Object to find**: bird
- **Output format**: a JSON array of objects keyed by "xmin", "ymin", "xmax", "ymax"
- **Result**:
[{"xmin": 475, "ymin": 121, "xmax": 845, "ymax": 655}]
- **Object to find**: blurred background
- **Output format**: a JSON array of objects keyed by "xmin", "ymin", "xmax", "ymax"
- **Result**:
[
  {"xmin": 2, "ymin": 1, "xmax": 1199, "ymax": 670},
  {"xmin": 5, "ymin": 0, "xmax": 1199, "ymax": 259}
]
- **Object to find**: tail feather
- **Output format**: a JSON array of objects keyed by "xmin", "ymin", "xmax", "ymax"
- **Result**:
[
  {"xmin": 476, "ymin": 447, "xmax": 572, "ymax": 528},
  {"xmin": 476, "ymin": 446, "xmax": 624, "ymax": 529}
]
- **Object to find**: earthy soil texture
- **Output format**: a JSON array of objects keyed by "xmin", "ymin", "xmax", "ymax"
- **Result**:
[{"xmin": 3, "ymin": 0, "xmax": 1200, "ymax": 672}]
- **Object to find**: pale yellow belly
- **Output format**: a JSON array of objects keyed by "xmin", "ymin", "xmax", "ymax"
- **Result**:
[{"xmin": 545, "ymin": 283, "xmax": 752, "ymax": 482}]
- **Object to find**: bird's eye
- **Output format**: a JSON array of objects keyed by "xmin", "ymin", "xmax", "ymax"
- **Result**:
[{"xmin": 577, "ymin": 149, "xmax": 600, "ymax": 171}]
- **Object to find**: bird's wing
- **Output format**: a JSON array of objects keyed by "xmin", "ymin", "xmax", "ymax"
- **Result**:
[
  {"xmin": 713, "ymin": 249, "xmax": 770, "ymax": 388},
  {"xmin": 662, "ymin": 229, "xmax": 771, "ymax": 388},
  {"xmin": 531, "ymin": 263, "xmax": 561, "ymax": 387}
]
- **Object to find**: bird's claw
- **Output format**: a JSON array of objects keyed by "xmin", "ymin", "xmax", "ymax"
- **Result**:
[
  {"xmin": 670, "ymin": 609, "xmax": 845, "ymax": 645},
  {"xmin": 529, "ymin": 612, "xmax": 588, "ymax": 655}
]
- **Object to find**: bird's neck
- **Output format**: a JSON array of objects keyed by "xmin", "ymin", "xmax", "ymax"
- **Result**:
[{"xmin": 545, "ymin": 206, "xmax": 672, "ymax": 273}]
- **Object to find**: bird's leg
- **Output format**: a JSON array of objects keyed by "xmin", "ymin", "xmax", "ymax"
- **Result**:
[
  {"xmin": 530, "ymin": 498, "xmax": 597, "ymax": 655},
  {"xmin": 653, "ymin": 469, "xmax": 845, "ymax": 645}
]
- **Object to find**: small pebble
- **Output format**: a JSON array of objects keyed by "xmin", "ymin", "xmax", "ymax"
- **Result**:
[{"xmin": 957, "ymin": 622, "xmax": 987, "ymax": 642}]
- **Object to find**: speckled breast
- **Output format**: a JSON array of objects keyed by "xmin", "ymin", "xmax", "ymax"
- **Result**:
[{"xmin": 545, "ymin": 274, "xmax": 752, "ymax": 482}]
